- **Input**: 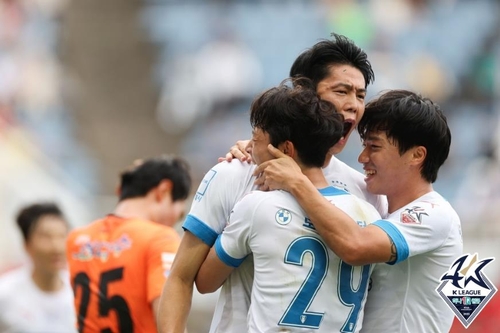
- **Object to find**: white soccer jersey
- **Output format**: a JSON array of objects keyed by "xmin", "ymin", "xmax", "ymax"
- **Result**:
[
  {"xmin": 183, "ymin": 160, "xmax": 257, "ymax": 333},
  {"xmin": 0, "ymin": 266, "xmax": 76, "ymax": 333},
  {"xmin": 216, "ymin": 186, "xmax": 382, "ymax": 333},
  {"xmin": 323, "ymin": 156, "xmax": 387, "ymax": 216},
  {"xmin": 362, "ymin": 191, "xmax": 463, "ymax": 333}
]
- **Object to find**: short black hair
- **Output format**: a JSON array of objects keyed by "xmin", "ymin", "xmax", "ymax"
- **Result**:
[
  {"xmin": 119, "ymin": 155, "xmax": 192, "ymax": 201},
  {"xmin": 16, "ymin": 203, "xmax": 66, "ymax": 242},
  {"xmin": 290, "ymin": 33, "xmax": 375, "ymax": 89},
  {"xmin": 358, "ymin": 90, "xmax": 451, "ymax": 183},
  {"xmin": 250, "ymin": 77, "xmax": 344, "ymax": 167}
]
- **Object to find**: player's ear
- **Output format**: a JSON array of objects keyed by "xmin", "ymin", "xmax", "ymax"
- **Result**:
[
  {"xmin": 279, "ymin": 141, "xmax": 295, "ymax": 158},
  {"xmin": 411, "ymin": 146, "xmax": 427, "ymax": 166},
  {"xmin": 155, "ymin": 179, "xmax": 173, "ymax": 202}
]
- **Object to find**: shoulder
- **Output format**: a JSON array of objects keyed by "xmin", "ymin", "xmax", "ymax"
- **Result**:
[
  {"xmin": 324, "ymin": 187, "xmax": 382, "ymax": 223},
  {"xmin": 324, "ymin": 156, "xmax": 364, "ymax": 178},
  {"xmin": 0, "ymin": 267, "xmax": 27, "ymax": 294},
  {"xmin": 193, "ymin": 161, "xmax": 256, "ymax": 200},
  {"xmin": 401, "ymin": 192, "xmax": 459, "ymax": 224},
  {"xmin": 231, "ymin": 190, "xmax": 291, "ymax": 218},
  {"xmin": 67, "ymin": 218, "xmax": 103, "ymax": 239},
  {"xmin": 236, "ymin": 189, "xmax": 290, "ymax": 207},
  {"xmin": 203, "ymin": 160, "xmax": 256, "ymax": 180},
  {"xmin": 128, "ymin": 219, "xmax": 180, "ymax": 240}
]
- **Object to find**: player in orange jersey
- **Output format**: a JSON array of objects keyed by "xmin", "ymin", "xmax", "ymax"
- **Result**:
[{"xmin": 66, "ymin": 155, "xmax": 192, "ymax": 333}]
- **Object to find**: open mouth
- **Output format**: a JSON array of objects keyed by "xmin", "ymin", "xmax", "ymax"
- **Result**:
[{"xmin": 342, "ymin": 121, "xmax": 354, "ymax": 138}]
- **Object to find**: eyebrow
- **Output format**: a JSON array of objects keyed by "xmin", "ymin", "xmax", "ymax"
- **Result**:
[
  {"xmin": 331, "ymin": 82, "xmax": 366, "ymax": 94},
  {"xmin": 364, "ymin": 134, "xmax": 383, "ymax": 142}
]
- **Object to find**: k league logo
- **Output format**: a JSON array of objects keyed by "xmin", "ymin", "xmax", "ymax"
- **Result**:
[{"xmin": 436, "ymin": 253, "xmax": 497, "ymax": 328}]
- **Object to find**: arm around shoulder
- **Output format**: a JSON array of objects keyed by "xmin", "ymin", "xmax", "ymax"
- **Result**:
[{"xmin": 288, "ymin": 178, "xmax": 395, "ymax": 266}]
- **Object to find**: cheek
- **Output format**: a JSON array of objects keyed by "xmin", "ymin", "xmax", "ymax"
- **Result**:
[
  {"xmin": 356, "ymin": 106, "xmax": 365, "ymax": 123},
  {"xmin": 319, "ymin": 93, "xmax": 342, "ymax": 111},
  {"xmin": 172, "ymin": 202, "xmax": 186, "ymax": 221}
]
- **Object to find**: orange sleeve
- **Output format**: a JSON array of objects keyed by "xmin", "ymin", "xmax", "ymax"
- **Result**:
[{"xmin": 146, "ymin": 227, "xmax": 181, "ymax": 303}]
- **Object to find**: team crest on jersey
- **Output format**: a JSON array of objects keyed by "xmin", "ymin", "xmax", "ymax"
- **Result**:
[
  {"xmin": 436, "ymin": 253, "xmax": 497, "ymax": 328},
  {"xmin": 194, "ymin": 169, "xmax": 217, "ymax": 202},
  {"xmin": 400, "ymin": 206, "xmax": 428, "ymax": 224},
  {"xmin": 275, "ymin": 209, "xmax": 292, "ymax": 225},
  {"xmin": 72, "ymin": 234, "xmax": 132, "ymax": 262}
]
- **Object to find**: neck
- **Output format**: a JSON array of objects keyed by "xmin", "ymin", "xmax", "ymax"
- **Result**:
[
  {"xmin": 31, "ymin": 268, "xmax": 63, "ymax": 292},
  {"xmin": 301, "ymin": 166, "xmax": 329, "ymax": 189},
  {"xmin": 113, "ymin": 198, "xmax": 152, "ymax": 221},
  {"xmin": 387, "ymin": 181, "xmax": 433, "ymax": 214}
]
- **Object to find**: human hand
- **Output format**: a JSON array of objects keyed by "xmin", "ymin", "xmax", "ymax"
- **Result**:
[
  {"xmin": 253, "ymin": 144, "xmax": 303, "ymax": 191},
  {"xmin": 217, "ymin": 140, "xmax": 252, "ymax": 163}
]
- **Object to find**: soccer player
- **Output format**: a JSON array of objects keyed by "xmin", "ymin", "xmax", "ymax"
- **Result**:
[
  {"xmin": 253, "ymin": 89, "xmax": 463, "ymax": 333},
  {"xmin": 0, "ymin": 203, "xmax": 76, "ymax": 333},
  {"xmin": 66, "ymin": 155, "xmax": 191, "ymax": 333},
  {"xmin": 158, "ymin": 33, "xmax": 386, "ymax": 333},
  {"xmin": 195, "ymin": 79, "xmax": 382, "ymax": 332}
]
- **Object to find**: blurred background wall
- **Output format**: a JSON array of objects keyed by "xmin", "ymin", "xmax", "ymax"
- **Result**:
[{"xmin": 0, "ymin": 0, "xmax": 499, "ymax": 332}]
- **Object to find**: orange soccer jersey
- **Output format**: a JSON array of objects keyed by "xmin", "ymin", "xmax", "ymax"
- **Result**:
[{"xmin": 66, "ymin": 215, "xmax": 180, "ymax": 333}]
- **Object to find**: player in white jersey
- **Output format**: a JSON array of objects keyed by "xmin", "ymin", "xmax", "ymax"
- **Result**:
[
  {"xmin": 196, "ymin": 78, "xmax": 381, "ymax": 332},
  {"xmin": 0, "ymin": 266, "xmax": 76, "ymax": 332},
  {"xmin": 0, "ymin": 203, "xmax": 76, "ymax": 333},
  {"xmin": 364, "ymin": 191, "xmax": 461, "ymax": 332},
  {"xmin": 254, "ymin": 89, "xmax": 463, "ymax": 333},
  {"xmin": 157, "ymin": 34, "xmax": 386, "ymax": 333},
  {"xmin": 183, "ymin": 160, "xmax": 257, "ymax": 333}
]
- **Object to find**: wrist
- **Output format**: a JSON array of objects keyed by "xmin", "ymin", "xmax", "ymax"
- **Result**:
[{"xmin": 288, "ymin": 173, "xmax": 311, "ymax": 196}]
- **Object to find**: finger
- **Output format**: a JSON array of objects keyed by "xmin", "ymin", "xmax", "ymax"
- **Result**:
[
  {"xmin": 225, "ymin": 152, "xmax": 234, "ymax": 162},
  {"xmin": 254, "ymin": 175, "xmax": 264, "ymax": 187},
  {"xmin": 258, "ymin": 183, "xmax": 270, "ymax": 191},
  {"xmin": 234, "ymin": 151, "xmax": 248, "ymax": 162},
  {"xmin": 253, "ymin": 161, "xmax": 269, "ymax": 176},
  {"xmin": 236, "ymin": 140, "xmax": 250, "ymax": 152},
  {"xmin": 267, "ymin": 144, "xmax": 287, "ymax": 158}
]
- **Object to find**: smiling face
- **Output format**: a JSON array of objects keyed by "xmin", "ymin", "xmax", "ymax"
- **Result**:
[
  {"xmin": 316, "ymin": 64, "xmax": 367, "ymax": 154},
  {"xmin": 358, "ymin": 131, "xmax": 416, "ymax": 197}
]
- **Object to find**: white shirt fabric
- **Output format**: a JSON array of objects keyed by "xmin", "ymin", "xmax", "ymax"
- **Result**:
[
  {"xmin": 183, "ymin": 161, "xmax": 257, "ymax": 333},
  {"xmin": 0, "ymin": 266, "xmax": 76, "ymax": 333},
  {"xmin": 216, "ymin": 186, "xmax": 381, "ymax": 332},
  {"xmin": 323, "ymin": 156, "xmax": 387, "ymax": 216},
  {"xmin": 184, "ymin": 158, "xmax": 387, "ymax": 333},
  {"xmin": 362, "ymin": 191, "xmax": 463, "ymax": 333}
]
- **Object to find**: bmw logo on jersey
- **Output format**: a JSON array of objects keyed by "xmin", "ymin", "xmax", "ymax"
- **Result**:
[{"xmin": 275, "ymin": 209, "xmax": 292, "ymax": 225}]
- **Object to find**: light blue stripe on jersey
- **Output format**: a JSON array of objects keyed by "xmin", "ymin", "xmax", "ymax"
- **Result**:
[
  {"xmin": 318, "ymin": 186, "xmax": 349, "ymax": 196},
  {"xmin": 215, "ymin": 235, "xmax": 246, "ymax": 268},
  {"xmin": 372, "ymin": 220, "xmax": 409, "ymax": 265},
  {"xmin": 182, "ymin": 214, "xmax": 219, "ymax": 246}
]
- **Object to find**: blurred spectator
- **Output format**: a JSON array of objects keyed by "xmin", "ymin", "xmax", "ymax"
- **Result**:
[
  {"xmin": 0, "ymin": 202, "xmax": 76, "ymax": 333},
  {"xmin": 156, "ymin": 27, "xmax": 263, "ymax": 177},
  {"xmin": 453, "ymin": 121, "xmax": 500, "ymax": 235}
]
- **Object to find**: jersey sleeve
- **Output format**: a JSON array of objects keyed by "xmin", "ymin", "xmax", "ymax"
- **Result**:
[
  {"xmin": 214, "ymin": 192, "xmax": 262, "ymax": 267},
  {"xmin": 183, "ymin": 161, "xmax": 255, "ymax": 246},
  {"xmin": 146, "ymin": 227, "xmax": 181, "ymax": 302},
  {"xmin": 373, "ymin": 202, "xmax": 455, "ymax": 265}
]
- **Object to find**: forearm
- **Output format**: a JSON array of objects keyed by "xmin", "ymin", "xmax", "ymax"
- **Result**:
[
  {"xmin": 288, "ymin": 174, "xmax": 365, "ymax": 264},
  {"xmin": 195, "ymin": 246, "xmax": 234, "ymax": 294},
  {"xmin": 157, "ymin": 276, "xmax": 194, "ymax": 333}
]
